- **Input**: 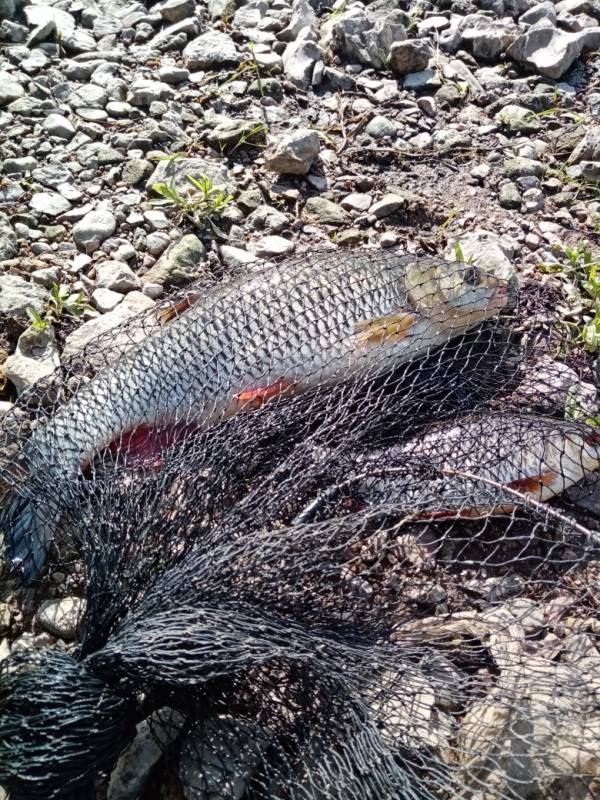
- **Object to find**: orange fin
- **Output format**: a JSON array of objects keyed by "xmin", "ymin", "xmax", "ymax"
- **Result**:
[
  {"xmin": 355, "ymin": 312, "xmax": 416, "ymax": 347},
  {"xmin": 235, "ymin": 378, "xmax": 296, "ymax": 409},
  {"xmin": 158, "ymin": 292, "xmax": 202, "ymax": 325},
  {"xmin": 507, "ymin": 472, "xmax": 557, "ymax": 496}
]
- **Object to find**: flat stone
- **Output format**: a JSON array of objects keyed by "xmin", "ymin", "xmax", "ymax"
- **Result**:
[
  {"xmin": 444, "ymin": 229, "xmax": 517, "ymax": 281},
  {"xmin": 128, "ymin": 80, "xmax": 175, "ymax": 107},
  {"xmin": 141, "ymin": 234, "xmax": 206, "ymax": 287},
  {"xmin": 282, "ymin": 37, "xmax": 322, "ymax": 89},
  {"xmin": 220, "ymin": 245, "xmax": 257, "ymax": 268},
  {"xmin": 29, "ymin": 191, "xmax": 71, "ymax": 217},
  {"xmin": 370, "ymin": 193, "xmax": 408, "ymax": 219},
  {"xmin": 389, "ymin": 39, "xmax": 432, "ymax": 76},
  {"xmin": 0, "ymin": 215, "xmax": 18, "ymax": 260},
  {"xmin": 91, "ymin": 287, "xmax": 123, "ymax": 313},
  {"xmin": 96, "ymin": 260, "xmax": 141, "ymax": 292},
  {"xmin": 253, "ymin": 235, "xmax": 295, "ymax": 256},
  {"xmin": 341, "ymin": 193, "xmax": 372, "ymax": 212},
  {"xmin": 73, "ymin": 208, "xmax": 117, "ymax": 253},
  {"xmin": 146, "ymin": 157, "xmax": 230, "ymax": 197},
  {"xmin": 3, "ymin": 156, "xmax": 37, "ymax": 174},
  {"xmin": 0, "ymin": 274, "xmax": 48, "ymax": 316},
  {"xmin": 303, "ymin": 197, "xmax": 348, "ymax": 225},
  {"xmin": 41, "ymin": 113, "xmax": 75, "ymax": 140},
  {"xmin": 264, "ymin": 128, "xmax": 320, "ymax": 175},
  {"xmin": 159, "ymin": 0, "xmax": 195, "ymax": 22},
  {"xmin": 183, "ymin": 31, "xmax": 240, "ymax": 69},
  {"xmin": 69, "ymin": 83, "xmax": 108, "ymax": 109},
  {"xmin": 4, "ymin": 326, "xmax": 60, "ymax": 395},
  {"xmin": 503, "ymin": 156, "xmax": 545, "ymax": 177},
  {"xmin": 36, "ymin": 596, "xmax": 85, "ymax": 640},
  {"xmin": 365, "ymin": 115, "xmax": 398, "ymax": 138},
  {"xmin": 495, "ymin": 104, "xmax": 541, "ymax": 134},
  {"xmin": 507, "ymin": 25, "xmax": 600, "ymax": 79},
  {"xmin": 0, "ymin": 81, "xmax": 25, "ymax": 106}
]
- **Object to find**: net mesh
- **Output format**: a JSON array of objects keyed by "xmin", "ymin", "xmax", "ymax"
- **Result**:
[{"xmin": 0, "ymin": 248, "xmax": 599, "ymax": 800}]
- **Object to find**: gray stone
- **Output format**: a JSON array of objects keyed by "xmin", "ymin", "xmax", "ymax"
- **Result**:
[
  {"xmin": 93, "ymin": 15, "xmax": 123, "ymax": 37},
  {"xmin": 247, "ymin": 205, "xmax": 288, "ymax": 232},
  {"xmin": 73, "ymin": 208, "xmax": 117, "ymax": 253},
  {"xmin": 62, "ymin": 291, "xmax": 155, "ymax": 358},
  {"xmin": 495, "ymin": 104, "xmax": 541, "ymax": 133},
  {"xmin": 499, "ymin": 182, "xmax": 522, "ymax": 208},
  {"xmin": 341, "ymin": 193, "xmax": 372, "ymax": 212},
  {"xmin": 29, "ymin": 191, "xmax": 71, "ymax": 217},
  {"xmin": 459, "ymin": 14, "xmax": 518, "ymax": 59},
  {"xmin": 69, "ymin": 84, "xmax": 108, "ymax": 109},
  {"xmin": 141, "ymin": 234, "xmax": 206, "ymax": 287},
  {"xmin": 183, "ymin": 31, "xmax": 240, "ymax": 69},
  {"xmin": 106, "ymin": 101, "xmax": 132, "ymax": 118},
  {"xmin": 4, "ymin": 326, "xmax": 60, "ymax": 395},
  {"xmin": 41, "ymin": 113, "xmax": 75, "ymax": 140},
  {"xmin": 568, "ymin": 127, "xmax": 600, "ymax": 163},
  {"xmin": 389, "ymin": 39, "xmax": 432, "ymax": 76},
  {"xmin": 92, "ymin": 287, "xmax": 123, "ymax": 313},
  {"xmin": 365, "ymin": 115, "xmax": 398, "ymax": 138},
  {"xmin": 282, "ymin": 36, "xmax": 322, "ymax": 88},
  {"xmin": 3, "ymin": 156, "xmax": 38, "ymax": 174},
  {"xmin": 31, "ymin": 163, "xmax": 72, "ymax": 188},
  {"xmin": 253, "ymin": 235, "xmax": 295, "ymax": 256},
  {"xmin": 369, "ymin": 193, "xmax": 408, "ymax": 219},
  {"xmin": 0, "ymin": 275, "xmax": 47, "ymax": 317},
  {"xmin": 146, "ymin": 157, "xmax": 230, "ymax": 196},
  {"xmin": 122, "ymin": 159, "xmax": 154, "ymax": 186},
  {"xmin": 0, "ymin": 81, "xmax": 25, "ymax": 106},
  {"xmin": 37, "ymin": 597, "xmax": 85, "ymax": 640},
  {"xmin": 206, "ymin": 119, "xmax": 268, "ymax": 152},
  {"xmin": 264, "ymin": 128, "xmax": 320, "ymax": 175},
  {"xmin": 403, "ymin": 69, "xmax": 442, "ymax": 91},
  {"xmin": 128, "ymin": 80, "xmax": 175, "ymax": 107},
  {"xmin": 158, "ymin": 65, "xmax": 190, "ymax": 84},
  {"xmin": 24, "ymin": 5, "xmax": 75, "ymax": 35},
  {"xmin": 303, "ymin": 197, "xmax": 348, "ymax": 225},
  {"xmin": 320, "ymin": 6, "xmax": 407, "ymax": 69},
  {"xmin": 159, "ymin": 0, "xmax": 195, "ymax": 23},
  {"xmin": 435, "ymin": 84, "xmax": 463, "ymax": 107},
  {"xmin": 520, "ymin": 1, "xmax": 557, "ymax": 25},
  {"xmin": 96, "ymin": 261, "xmax": 141, "ymax": 292},
  {"xmin": 0, "ymin": 216, "xmax": 17, "ymax": 260},
  {"xmin": 503, "ymin": 156, "xmax": 544, "ymax": 177},
  {"xmin": 507, "ymin": 25, "xmax": 600, "ymax": 78},
  {"xmin": 444, "ymin": 230, "xmax": 516, "ymax": 281},
  {"xmin": 279, "ymin": 0, "xmax": 317, "ymax": 41},
  {"xmin": 220, "ymin": 245, "xmax": 257, "ymax": 268}
]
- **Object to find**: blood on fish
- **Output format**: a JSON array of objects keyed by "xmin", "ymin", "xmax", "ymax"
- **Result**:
[
  {"xmin": 96, "ymin": 423, "xmax": 195, "ymax": 470},
  {"xmin": 235, "ymin": 378, "xmax": 297, "ymax": 410}
]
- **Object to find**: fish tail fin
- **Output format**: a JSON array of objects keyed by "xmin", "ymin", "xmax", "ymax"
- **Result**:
[{"xmin": 0, "ymin": 493, "xmax": 58, "ymax": 583}]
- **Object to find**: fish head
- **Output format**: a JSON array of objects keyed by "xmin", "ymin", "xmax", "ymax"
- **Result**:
[{"xmin": 405, "ymin": 259, "xmax": 514, "ymax": 328}]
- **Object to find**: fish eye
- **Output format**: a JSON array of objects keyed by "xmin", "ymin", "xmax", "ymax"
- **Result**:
[{"xmin": 465, "ymin": 263, "xmax": 480, "ymax": 285}]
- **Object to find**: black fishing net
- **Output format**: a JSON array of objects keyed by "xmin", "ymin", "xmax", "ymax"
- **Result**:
[{"xmin": 0, "ymin": 247, "xmax": 599, "ymax": 800}]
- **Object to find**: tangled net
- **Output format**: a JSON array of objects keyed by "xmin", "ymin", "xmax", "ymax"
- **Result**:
[{"xmin": 0, "ymin": 248, "xmax": 599, "ymax": 800}]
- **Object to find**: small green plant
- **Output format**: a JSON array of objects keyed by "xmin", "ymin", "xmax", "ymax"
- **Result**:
[
  {"xmin": 26, "ymin": 284, "xmax": 90, "ymax": 332},
  {"xmin": 539, "ymin": 241, "xmax": 600, "ymax": 353},
  {"xmin": 453, "ymin": 241, "xmax": 475, "ymax": 264},
  {"xmin": 436, "ymin": 208, "xmax": 460, "ymax": 242},
  {"xmin": 564, "ymin": 386, "xmax": 600, "ymax": 428},
  {"xmin": 152, "ymin": 174, "xmax": 234, "ymax": 232},
  {"xmin": 326, "ymin": 0, "xmax": 347, "ymax": 20}
]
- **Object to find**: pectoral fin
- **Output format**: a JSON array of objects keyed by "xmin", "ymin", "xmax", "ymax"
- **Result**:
[
  {"xmin": 507, "ymin": 472, "xmax": 558, "ymax": 497},
  {"xmin": 235, "ymin": 378, "xmax": 297, "ymax": 410},
  {"xmin": 158, "ymin": 292, "xmax": 202, "ymax": 325},
  {"xmin": 355, "ymin": 312, "xmax": 417, "ymax": 347}
]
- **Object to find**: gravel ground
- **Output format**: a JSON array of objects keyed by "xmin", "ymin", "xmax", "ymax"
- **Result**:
[{"xmin": 1, "ymin": 0, "xmax": 600, "ymax": 797}]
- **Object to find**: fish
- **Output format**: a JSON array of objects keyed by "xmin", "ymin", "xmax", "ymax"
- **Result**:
[
  {"xmin": 0, "ymin": 253, "xmax": 511, "ymax": 581},
  {"xmin": 295, "ymin": 413, "xmax": 600, "ymax": 523}
]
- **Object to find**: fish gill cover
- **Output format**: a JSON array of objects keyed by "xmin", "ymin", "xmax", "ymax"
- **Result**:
[{"xmin": 0, "ymin": 248, "xmax": 598, "ymax": 800}]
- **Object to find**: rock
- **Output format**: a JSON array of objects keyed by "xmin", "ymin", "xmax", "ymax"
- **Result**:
[
  {"xmin": 499, "ymin": 182, "xmax": 522, "ymax": 208},
  {"xmin": 365, "ymin": 115, "xmax": 398, "ymax": 138},
  {"xmin": 568, "ymin": 127, "xmax": 600, "ymax": 163},
  {"xmin": 435, "ymin": 84, "xmax": 463, "ymax": 107},
  {"xmin": 141, "ymin": 234, "xmax": 206, "ymax": 288},
  {"xmin": 96, "ymin": 261, "xmax": 141, "ymax": 292},
  {"xmin": 0, "ymin": 603, "xmax": 10, "ymax": 635},
  {"xmin": 36, "ymin": 597, "xmax": 85, "ymax": 640},
  {"xmin": 495, "ymin": 104, "xmax": 541, "ymax": 133},
  {"xmin": 389, "ymin": 39, "xmax": 432, "ymax": 76},
  {"xmin": 206, "ymin": 119, "xmax": 268, "ymax": 152},
  {"xmin": 282, "ymin": 37, "xmax": 322, "ymax": 88},
  {"xmin": 108, "ymin": 710, "xmax": 184, "ymax": 800},
  {"xmin": 24, "ymin": 5, "xmax": 75, "ymax": 34},
  {"xmin": 459, "ymin": 14, "xmax": 518, "ymax": 59},
  {"xmin": 29, "ymin": 191, "xmax": 71, "ymax": 217},
  {"xmin": 519, "ymin": 356, "xmax": 597, "ymax": 413},
  {"xmin": 73, "ymin": 208, "xmax": 117, "ymax": 253},
  {"xmin": 404, "ymin": 69, "xmax": 442, "ymax": 91},
  {"xmin": 146, "ymin": 157, "xmax": 229, "ymax": 197},
  {"xmin": 520, "ymin": 1, "xmax": 557, "ymax": 25},
  {"xmin": 183, "ymin": 31, "xmax": 240, "ymax": 69},
  {"xmin": 503, "ymin": 156, "xmax": 544, "ymax": 177},
  {"xmin": 279, "ymin": 0, "xmax": 317, "ymax": 42},
  {"xmin": 264, "ymin": 128, "xmax": 320, "ymax": 175},
  {"xmin": 62, "ymin": 292, "xmax": 155, "ymax": 358},
  {"xmin": 0, "ymin": 81, "xmax": 25, "ymax": 106},
  {"xmin": 247, "ymin": 205, "xmax": 288, "ymax": 232},
  {"xmin": 3, "ymin": 157, "xmax": 38, "ymax": 174},
  {"xmin": 40, "ymin": 113, "xmax": 75, "ymax": 140},
  {"xmin": 158, "ymin": 0, "xmax": 195, "ymax": 23},
  {"xmin": 220, "ymin": 245, "xmax": 257, "ymax": 268},
  {"xmin": 445, "ymin": 230, "xmax": 516, "ymax": 280},
  {"xmin": 69, "ymin": 84, "xmax": 108, "ymax": 109},
  {"xmin": 341, "ymin": 193, "xmax": 372, "ymax": 212},
  {"xmin": 4, "ymin": 326, "xmax": 60, "ymax": 395},
  {"xmin": 74, "ymin": 143, "xmax": 125, "ymax": 169},
  {"xmin": 0, "ymin": 275, "xmax": 48, "ymax": 317},
  {"xmin": 178, "ymin": 717, "xmax": 270, "ymax": 800},
  {"xmin": 253, "ymin": 235, "xmax": 295, "ymax": 256},
  {"xmin": 321, "ymin": 6, "xmax": 407, "ymax": 69},
  {"xmin": 92, "ymin": 287, "xmax": 123, "ymax": 313},
  {"xmin": 0, "ymin": 215, "xmax": 17, "ymax": 260},
  {"xmin": 303, "ymin": 197, "xmax": 348, "ymax": 225},
  {"xmin": 122, "ymin": 159, "xmax": 154, "ymax": 186},
  {"xmin": 128, "ymin": 80, "xmax": 175, "ymax": 107},
  {"xmin": 370, "ymin": 193, "xmax": 408, "ymax": 219},
  {"xmin": 507, "ymin": 25, "xmax": 600, "ymax": 78}
]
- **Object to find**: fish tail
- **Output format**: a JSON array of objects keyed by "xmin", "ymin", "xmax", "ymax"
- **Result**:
[{"xmin": 1, "ymin": 493, "xmax": 58, "ymax": 583}]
